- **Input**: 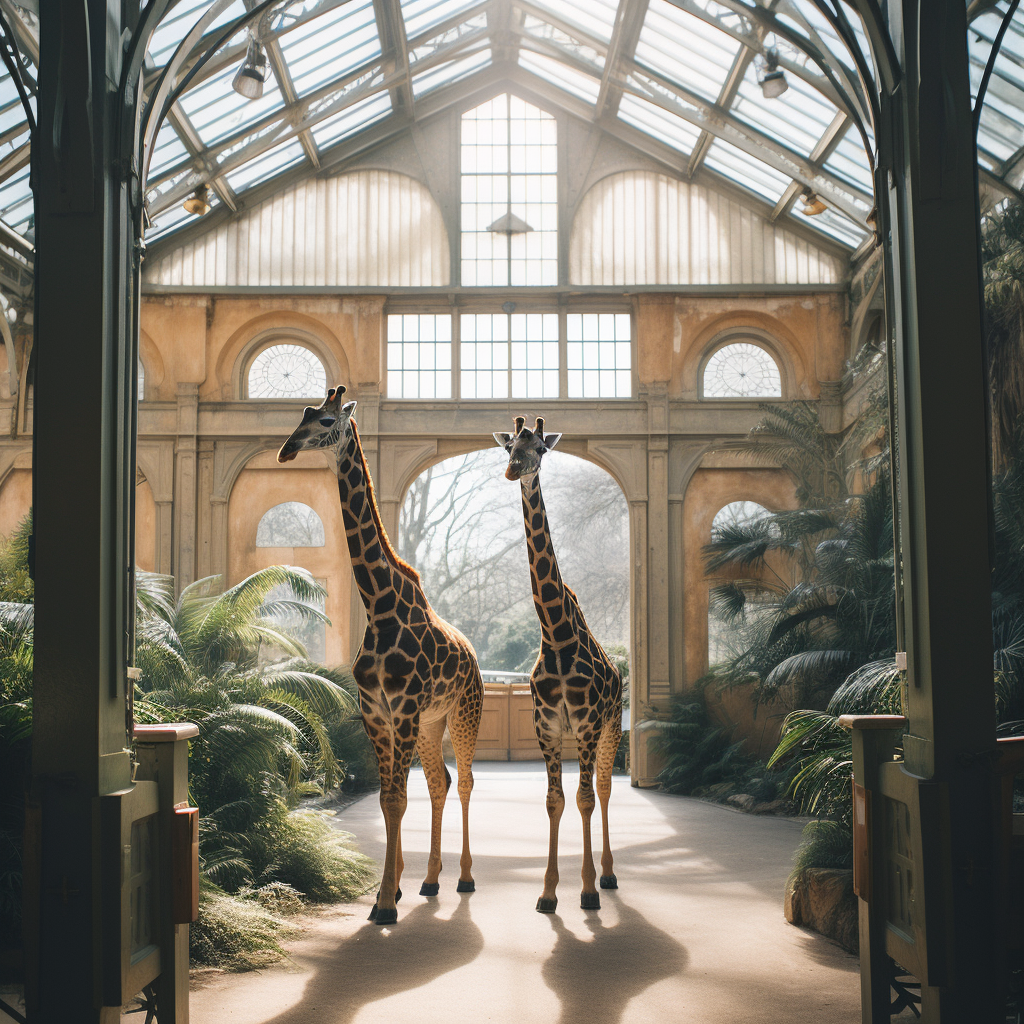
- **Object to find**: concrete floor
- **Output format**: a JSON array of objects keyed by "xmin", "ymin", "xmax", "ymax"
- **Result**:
[{"xmin": 189, "ymin": 762, "xmax": 880, "ymax": 1024}]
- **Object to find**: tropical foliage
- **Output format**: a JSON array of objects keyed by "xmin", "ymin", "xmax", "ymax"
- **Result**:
[{"xmin": 0, "ymin": 533, "xmax": 377, "ymax": 969}]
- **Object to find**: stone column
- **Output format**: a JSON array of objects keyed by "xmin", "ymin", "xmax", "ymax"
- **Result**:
[{"xmin": 173, "ymin": 383, "xmax": 199, "ymax": 590}]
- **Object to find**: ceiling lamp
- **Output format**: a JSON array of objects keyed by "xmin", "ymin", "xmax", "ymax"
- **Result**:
[
  {"xmin": 758, "ymin": 49, "xmax": 789, "ymax": 99},
  {"xmin": 800, "ymin": 190, "xmax": 828, "ymax": 216},
  {"xmin": 232, "ymin": 37, "xmax": 268, "ymax": 100},
  {"xmin": 183, "ymin": 183, "xmax": 211, "ymax": 217},
  {"xmin": 487, "ymin": 211, "xmax": 533, "ymax": 234}
]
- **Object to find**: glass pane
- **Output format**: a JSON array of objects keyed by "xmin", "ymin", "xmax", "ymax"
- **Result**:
[
  {"xmin": 385, "ymin": 314, "xmax": 454, "ymax": 398},
  {"xmin": 703, "ymin": 342, "xmax": 782, "ymax": 398}
]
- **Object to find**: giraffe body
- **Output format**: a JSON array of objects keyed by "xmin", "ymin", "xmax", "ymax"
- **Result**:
[
  {"xmin": 280, "ymin": 387, "xmax": 482, "ymax": 924},
  {"xmin": 495, "ymin": 417, "xmax": 623, "ymax": 912}
]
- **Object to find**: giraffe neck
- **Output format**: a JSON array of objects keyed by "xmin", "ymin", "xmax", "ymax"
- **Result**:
[
  {"xmin": 335, "ymin": 427, "xmax": 425, "ymax": 624},
  {"xmin": 519, "ymin": 473, "xmax": 576, "ymax": 647}
]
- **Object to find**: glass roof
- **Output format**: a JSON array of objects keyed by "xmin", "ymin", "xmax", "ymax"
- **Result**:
[{"xmin": 0, "ymin": 0, "xmax": 1021, "ymax": 259}]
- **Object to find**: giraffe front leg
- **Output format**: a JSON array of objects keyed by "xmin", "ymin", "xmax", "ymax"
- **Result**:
[
  {"xmin": 416, "ymin": 717, "xmax": 449, "ymax": 896},
  {"xmin": 576, "ymin": 733, "xmax": 600, "ymax": 910},
  {"xmin": 596, "ymin": 715, "xmax": 622, "ymax": 890},
  {"xmin": 536, "ymin": 710, "xmax": 564, "ymax": 913},
  {"xmin": 374, "ymin": 734, "xmax": 416, "ymax": 926}
]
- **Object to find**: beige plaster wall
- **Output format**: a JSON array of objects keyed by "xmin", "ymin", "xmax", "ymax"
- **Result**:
[
  {"xmin": 136, "ymin": 479, "xmax": 156, "ymax": 573},
  {"xmin": 227, "ymin": 451, "xmax": 352, "ymax": 667},
  {"xmin": 0, "ymin": 466, "xmax": 31, "ymax": 539},
  {"xmin": 634, "ymin": 293, "xmax": 847, "ymax": 398}
]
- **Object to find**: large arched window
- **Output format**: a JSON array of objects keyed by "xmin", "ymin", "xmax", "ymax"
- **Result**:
[
  {"xmin": 256, "ymin": 502, "xmax": 326, "ymax": 547},
  {"xmin": 702, "ymin": 341, "xmax": 782, "ymax": 399},
  {"xmin": 246, "ymin": 343, "xmax": 327, "ymax": 400},
  {"xmin": 711, "ymin": 500, "xmax": 770, "ymax": 537}
]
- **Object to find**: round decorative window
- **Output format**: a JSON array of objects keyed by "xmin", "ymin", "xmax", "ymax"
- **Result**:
[
  {"xmin": 247, "ymin": 344, "xmax": 328, "ymax": 400},
  {"xmin": 703, "ymin": 342, "xmax": 782, "ymax": 399}
]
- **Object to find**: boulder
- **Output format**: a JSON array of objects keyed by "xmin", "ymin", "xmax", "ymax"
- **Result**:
[{"xmin": 785, "ymin": 867, "xmax": 858, "ymax": 954}]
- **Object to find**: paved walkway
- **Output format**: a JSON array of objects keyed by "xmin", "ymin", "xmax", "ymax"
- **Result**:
[{"xmin": 191, "ymin": 763, "xmax": 867, "ymax": 1024}]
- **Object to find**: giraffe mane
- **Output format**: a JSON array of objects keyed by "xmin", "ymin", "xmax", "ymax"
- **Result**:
[{"xmin": 350, "ymin": 419, "xmax": 421, "ymax": 584}]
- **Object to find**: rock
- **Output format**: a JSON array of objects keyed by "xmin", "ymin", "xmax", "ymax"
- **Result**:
[
  {"xmin": 750, "ymin": 799, "xmax": 794, "ymax": 815},
  {"xmin": 785, "ymin": 867, "xmax": 858, "ymax": 954},
  {"xmin": 727, "ymin": 793, "xmax": 755, "ymax": 810}
]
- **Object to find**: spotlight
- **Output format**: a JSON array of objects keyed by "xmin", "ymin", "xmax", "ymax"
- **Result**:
[
  {"xmin": 232, "ymin": 37, "xmax": 268, "ymax": 100},
  {"xmin": 758, "ymin": 49, "xmax": 789, "ymax": 99},
  {"xmin": 183, "ymin": 183, "xmax": 211, "ymax": 217},
  {"xmin": 800, "ymin": 190, "xmax": 827, "ymax": 217}
]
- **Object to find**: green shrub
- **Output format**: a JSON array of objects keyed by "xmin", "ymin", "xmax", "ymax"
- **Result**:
[
  {"xmin": 189, "ymin": 882, "xmax": 293, "ymax": 970},
  {"xmin": 793, "ymin": 818, "xmax": 854, "ymax": 873},
  {"xmin": 246, "ymin": 807, "xmax": 376, "ymax": 903}
]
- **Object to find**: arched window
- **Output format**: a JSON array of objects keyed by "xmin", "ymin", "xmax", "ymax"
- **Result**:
[
  {"xmin": 246, "ymin": 343, "xmax": 327, "ymax": 400},
  {"xmin": 702, "ymin": 341, "xmax": 782, "ymax": 398},
  {"xmin": 708, "ymin": 501, "xmax": 772, "ymax": 666},
  {"xmin": 711, "ymin": 500, "xmax": 770, "ymax": 537},
  {"xmin": 138, "ymin": 358, "xmax": 145, "ymax": 400},
  {"xmin": 256, "ymin": 502, "xmax": 326, "ymax": 547}
]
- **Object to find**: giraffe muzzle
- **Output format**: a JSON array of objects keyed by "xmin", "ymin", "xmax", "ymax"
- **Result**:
[{"xmin": 277, "ymin": 440, "xmax": 299, "ymax": 463}]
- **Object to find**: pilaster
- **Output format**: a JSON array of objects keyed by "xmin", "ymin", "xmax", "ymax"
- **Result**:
[{"xmin": 173, "ymin": 383, "xmax": 200, "ymax": 589}]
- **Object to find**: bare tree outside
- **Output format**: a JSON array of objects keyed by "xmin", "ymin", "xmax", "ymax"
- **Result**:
[
  {"xmin": 399, "ymin": 448, "xmax": 629, "ymax": 672},
  {"xmin": 256, "ymin": 501, "xmax": 326, "ymax": 547}
]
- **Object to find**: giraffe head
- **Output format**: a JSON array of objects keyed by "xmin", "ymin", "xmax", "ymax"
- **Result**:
[
  {"xmin": 277, "ymin": 385, "xmax": 356, "ymax": 463},
  {"xmin": 493, "ymin": 416, "xmax": 562, "ymax": 481}
]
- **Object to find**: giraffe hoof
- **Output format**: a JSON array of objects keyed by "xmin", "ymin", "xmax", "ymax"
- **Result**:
[
  {"xmin": 600, "ymin": 874, "xmax": 618, "ymax": 889},
  {"xmin": 367, "ymin": 903, "xmax": 378, "ymax": 921},
  {"xmin": 420, "ymin": 883, "xmax": 440, "ymax": 897},
  {"xmin": 374, "ymin": 907, "xmax": 398, "ymax": 926},
  {"xmin": 536, "ymin": 897, "xmax": 558, "ymax": 914},
  {"xmin": 456, "ymin": 879, "xmax": 475, "ymax": 893},
  {"xmin": 581, "ymin": 891, "xmax": 601, "ymax": 910}
]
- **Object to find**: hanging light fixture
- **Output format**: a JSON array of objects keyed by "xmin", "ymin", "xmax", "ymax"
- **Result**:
[
  {"xmin": 183, "ymin": 183, "xmax": 212, "ymax": 217},
  {"xmin": 757, "ymin": 49, "xmax": 789, "ymax": 99},
  {"xmin": 232, "ymin": 36, "xmax": 268, "ymax": 100},
  {"xmin": 800, "ymin": 189, "xmax": 827, "ymax": 216}
]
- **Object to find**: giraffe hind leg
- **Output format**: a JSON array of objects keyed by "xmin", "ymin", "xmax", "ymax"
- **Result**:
[
  {"xmin": 416, "ymin": 716, "xmax": 449, "ymax": 897},
  {"xmin": 448, "ymin": 676, "xmax": 482, "ymax": 892},
  {"xmin": 596, "ymin": 712, "xmax": 622, "ymax": 890}
]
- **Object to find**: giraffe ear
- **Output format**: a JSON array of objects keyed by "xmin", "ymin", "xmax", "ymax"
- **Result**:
[
  {"xmin": 493, "ymin": 432, "xmax": 513, "ymax": 450},
  {"xmin": 341, "ymin": 400, "xmax": 357, "ymax": 419},
  {"xmin": 543, "ymin": 432, "xmax": 562, "ymax": 451}
]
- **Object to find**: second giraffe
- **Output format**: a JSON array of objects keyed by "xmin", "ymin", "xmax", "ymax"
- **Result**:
[{"xmin": 494, "ymin": 416, "xmax": 624, "ymax": 913}]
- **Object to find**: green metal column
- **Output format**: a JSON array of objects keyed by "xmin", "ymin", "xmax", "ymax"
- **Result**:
[
  {"xmin": 28, "ymin": 0, "xmax": 136, "ymax": 1019},
  {"xmin": 880, "ymin": 0, "xmax": 1000, "ymax": 1017}
]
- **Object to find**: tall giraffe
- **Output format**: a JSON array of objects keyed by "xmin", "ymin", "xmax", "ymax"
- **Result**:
[
  {"xmin": 493, "ymin": 416, "xmax": 623, "ymax": 913},
  {"xmin": 279, "ymin": 386, "xmax": 483, "ymax": 925}
]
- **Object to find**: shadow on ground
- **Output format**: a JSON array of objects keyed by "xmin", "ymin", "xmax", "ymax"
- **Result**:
[{"xmin": 262, "ymin": 897, "xmax": 483, "ymax": 1024}]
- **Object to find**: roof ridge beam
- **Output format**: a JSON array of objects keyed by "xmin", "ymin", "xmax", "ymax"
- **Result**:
[{"xmin": 374, "ymin": 0, "xmax": 416, "ymax": 115}]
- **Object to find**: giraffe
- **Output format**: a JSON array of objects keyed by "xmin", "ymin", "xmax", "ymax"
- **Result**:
[
  {"xmin": 493, "ymin": 416, "xmax": 624, "ymax": 913},
  {"xmin": 279, "ymin": 385, "xmax": 483, "ymax": 926}
]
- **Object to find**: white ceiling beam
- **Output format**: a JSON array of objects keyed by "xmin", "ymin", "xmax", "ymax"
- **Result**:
[
  {"xmin": 770, "ymin": 110, "xmax": 851, "ymax": 222},
  {"xmin": 594, "ymin": 0, "xmax": 649, "ymax": 120}
]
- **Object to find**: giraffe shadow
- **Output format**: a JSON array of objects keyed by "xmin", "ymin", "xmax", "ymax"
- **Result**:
[
  {"xmin": 260, "ymin": 897, "xmax": 484, "ymax": 1024},
  {"xmin": 541, "ymin": 895, "xmax": 688, "ymax": 1024}
]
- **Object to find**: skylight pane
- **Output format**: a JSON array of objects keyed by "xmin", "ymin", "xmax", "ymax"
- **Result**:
[
  {"xmin": 179, "ymin": 64, "xmax": 285, "ymax": 146},
  {"xmin": 149, "ymin": 120, "xmax": 190, "ymax": 177},
  {"xmin": 411, "ymin": 49, "xmax": 492, "ymax": 96},
  {"xmin": 0, "ymin": 74, "xmax": 27, "ymax": 137},
  {"xmin": 732, "ymin": 63, "xmax": 836, "ymax": 158},
  {"xmin": 637, "ymin": 0, "xmax": 736, "ymax": 102},
  {"xmin": 618, "ymin": 94, "xmax": 702, "ymax": 155},
  {"xmin": 0, "ymin": 167, "xmax": 32, "ymax": 231},
  {"xmin": 704, "ymin": 139, "xmax": 791, "ymax": 204},
  {"xmin": 223, "ymin": 139, "xmax": 306, "ymax": 191},
  {"xmin": 520, "ymin": 15, "xmax": 606, "ymax": 72},
  {"xmin": 311, "ymin": 92, "xmax": 393, "ymax": 148},
  {"xmin": 519, "ymin": 51, "xmax": 601, "ymax": 104},
  {"xmin": 147, "ymin": 201, "xmax": 202, "ymax": 241},
  {"xmin": 280, "ymin": 1, "xmax": 381, "ymax": 97},
  {"xmin": 402, "ymin": 0, "xmax": 480, "ymax": 40},
  {"xmin": 527, "ymin": 0, "xmax": 618, "ymax": 44},
  {"xmin": 798, "ymin": 207, "xmax": 867, "ymax": 248},
  {"xmin": 824, "ymin": 127, "xmax": 874, "ymax": 192},
  {"xmin": 148, "ymin": 0, "xmax": 247, "ymax": 69}
]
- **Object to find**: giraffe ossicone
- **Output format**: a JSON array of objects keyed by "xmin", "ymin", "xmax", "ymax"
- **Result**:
[
  {"xmin": 494, "ymin": 416, "xmax": 623, "ymax": 912},
  {"xmin": 279, "ymin": 386, "xmax": 484, "ymax": 925}
]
